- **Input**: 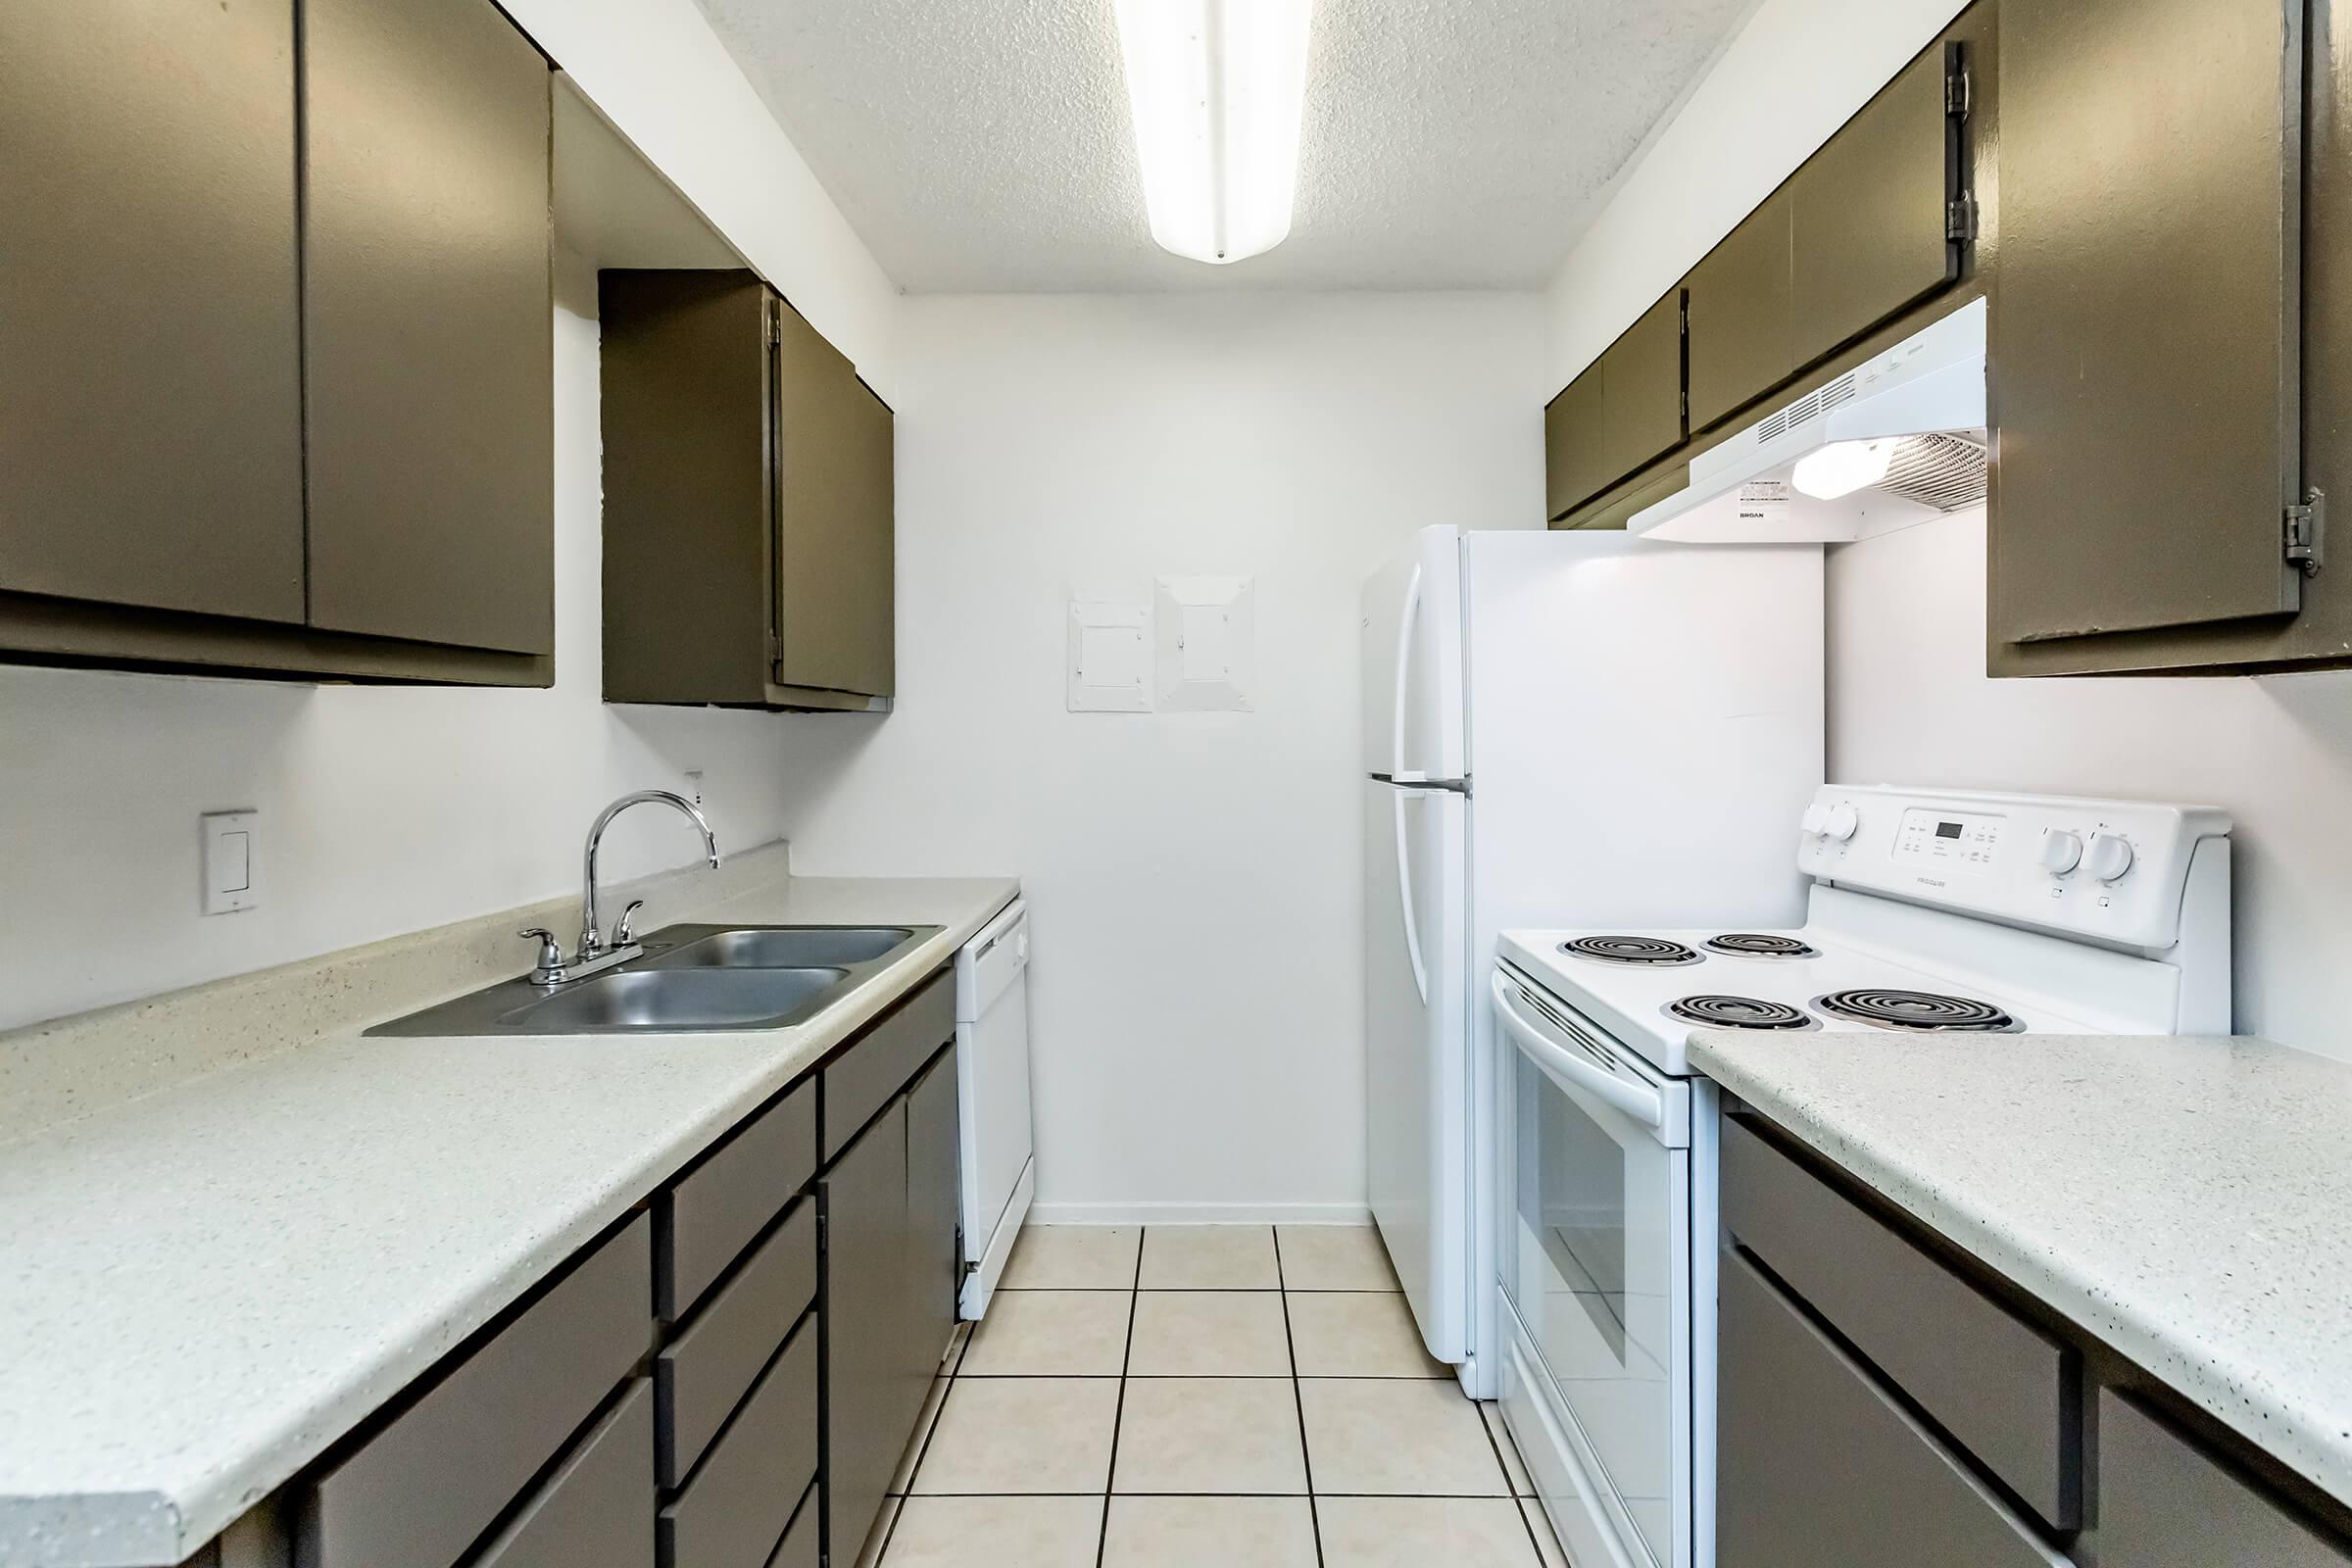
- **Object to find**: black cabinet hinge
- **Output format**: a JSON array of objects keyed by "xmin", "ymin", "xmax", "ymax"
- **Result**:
[
  {"xmin": 1946, "ymin": 65, "xmax": 1973, "ymax": 120},
  {"xmin": 2287, "ymin": 488, "xmax": 2328, "ymax": 575},
  {"xmin": 1945, "ymin": 196, "xmax": 1979, "ymax": 243}
]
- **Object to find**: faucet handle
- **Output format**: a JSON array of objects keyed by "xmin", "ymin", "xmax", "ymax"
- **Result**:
[
  {"xmin": 611, "ymin": 900, "xmax": 647, "ymax": 949},
  {"xmin": 517, "ymin": 927, "xmax": 566, "ymax": 981}
]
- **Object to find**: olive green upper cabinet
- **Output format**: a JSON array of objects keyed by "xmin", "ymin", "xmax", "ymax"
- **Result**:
[
  {"xmin": 1544, "ymin": 369, "xmax": 1608, "ymax": 520},
  {"xmin": 1990, "ymin": 0, "xmax": 2305, "ymax": 654},
  {"xmin": 1688, "ymin": 192, "xmax": 1794, "ymax": 434},
  {"xmin": 773, "ymin": 307, "xmax": 897, "ymax": 700},
  {"xmin": 0, "ymin": 0, "xmax": 307, "ymax": 623},
  {"xmin": 303, "ymin": 0, "xmax": 556, "ymax": 657},
  {"xmin": 601, "ymin": 271, "xmax": 895, "ymax": 710},
  {"xmin": 1788, "ymin": 42, "xmax": 1968, "ymax": 368},
  {"xmin": 1601, "ymin": 291, "xmax": 1689, "ymax": 483}
]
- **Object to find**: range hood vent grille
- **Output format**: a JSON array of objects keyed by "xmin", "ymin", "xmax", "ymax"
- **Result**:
[
  {"xmin": 1755, "ymin": 371, "xmax": 1859, "ymax": 445},
  {"xmin": 1882, "ymin": 431, "xmax": 1988, "ymax": 512}
]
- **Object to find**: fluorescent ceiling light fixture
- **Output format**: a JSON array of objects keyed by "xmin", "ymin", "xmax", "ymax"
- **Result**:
[
  {"xmin": 1790, "ymin": 438, "xmax": 1901, "ymax": 501},
  {"xmin": 1111, "ymin": 0, "xmax": 1315, "ymax": 266}
]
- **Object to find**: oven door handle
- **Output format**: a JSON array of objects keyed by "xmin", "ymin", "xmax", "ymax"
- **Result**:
[{"xmin": 1491, "ymin": 972, "xmax": 1665, "ymax": 1132}]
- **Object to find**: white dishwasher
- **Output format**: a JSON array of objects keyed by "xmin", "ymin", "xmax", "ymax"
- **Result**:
[{"xmin": 957, "ymin": 898, "xmax": 1033, "ymax": 1319}]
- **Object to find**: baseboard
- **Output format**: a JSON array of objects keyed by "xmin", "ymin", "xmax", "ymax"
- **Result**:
[{"xmin": 1025, "ymin": 1200, "xmax": 1373, "ymax": 1226}]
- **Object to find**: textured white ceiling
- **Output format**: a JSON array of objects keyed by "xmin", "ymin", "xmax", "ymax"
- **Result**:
[{"xmin": 692, "ymin": 0, "xmax": 1757, "ymax": 292}]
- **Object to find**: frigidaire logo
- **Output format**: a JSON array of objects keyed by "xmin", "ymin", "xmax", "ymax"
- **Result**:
[{"xmin": 1918, "ymin": 876, "xmax": 1947, "ymax": 889}]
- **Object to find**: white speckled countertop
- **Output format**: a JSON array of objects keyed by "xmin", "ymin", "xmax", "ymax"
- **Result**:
[
  {"xmin": 0, "ymin": 873, "xmax": 1018, "ymax": 1568},
  {"xmin": 1690, "ymin": 1029, "xmax": 2352, "ymax": 1507}
]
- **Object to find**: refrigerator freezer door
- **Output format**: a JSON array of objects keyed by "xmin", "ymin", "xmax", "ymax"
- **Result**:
[
  {"xmin": 1363, "ymin": 776, "xmax": 1468, "ymax": 1362},
  {"xmin": 1360, "ymin": 526, "xmax": 1465, "ymax": 781}
]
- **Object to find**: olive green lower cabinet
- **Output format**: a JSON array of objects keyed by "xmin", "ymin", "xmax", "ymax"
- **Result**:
[
  {"xmin": 288, "ymin": 975, "xmax": 961, "ymax": 1568},
  {"xmin": 1718, "ymin": 1112, "xmax": 2352, "ymax": 1567}
]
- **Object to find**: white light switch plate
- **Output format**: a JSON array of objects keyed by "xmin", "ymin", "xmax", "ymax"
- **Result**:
[{"xmin": 201, "ymin": 810, "xmax": 259, "ymax": 915}]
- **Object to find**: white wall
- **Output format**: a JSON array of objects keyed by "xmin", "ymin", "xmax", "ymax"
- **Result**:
[
  {"xmin": 1831, "ymin": 515, "xmax": 2352, "ymax": 1059},
  {"xmin": 767, "ymin": 293, "xmax": 1547, "ymax": 1219},
  {"xmin": 1544, "ymin": 0, "xmax": 1967, "ymax": 391}
]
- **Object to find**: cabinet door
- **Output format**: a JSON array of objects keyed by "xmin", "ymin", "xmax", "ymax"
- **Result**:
[
  {"xmin": 302, "ymin": 0, "xmax": 555, "ymax": 655},
  {"xmin": 905, "ymin": 1052, "xmax": 961, "ymax": 1375},
  {"xmin": 821, "ymin": 1100, "xmax": 911, "ymax": 1568},
  {"xmin": 1718, "ymin": 1249, "xmax": 2064, "ymax": 1568},
  {"xmin": 1991, "ymin": 0, "xmax": 2304, "ymax": 644},
  {"xmin": 0, "ymin": 0, "xmax": 306, "ymax": 621},
  {"xmin": 773, "ymin": 301, "xmax": 895, "ymax": 698},
  {"xmin": 1687, "ymin": 191, "xmax": 1794, "ymax": 432},
  {"xmin": 1599, "ymin": 290, "xmax": 1687, "ymax": 482},
  {"xmin": 1789, "ymin": 43, "xmax": 1961, "ymax": 368},
  {"xmin": 2096, "ymin": 1392, "xmax": 2352, "ymax": 1566},
  {"xmin": 1543, "ymin": 368, "xmax": 1607, "ymax": 521}
]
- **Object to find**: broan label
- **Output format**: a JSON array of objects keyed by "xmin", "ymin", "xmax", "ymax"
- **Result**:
[{"xmin": 1737, "ymin": 480, "xmax": 1790, "ymax": 529}]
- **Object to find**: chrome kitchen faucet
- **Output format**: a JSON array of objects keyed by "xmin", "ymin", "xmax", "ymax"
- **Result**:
[{"xmin": 519, "ymin": 790, "xmax": 721, "ymax": 986}]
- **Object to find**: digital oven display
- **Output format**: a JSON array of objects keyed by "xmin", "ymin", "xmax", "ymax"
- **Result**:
[{"xmin": 1936, "ymin": 821, "xmax": 1964, "ymax": 840}]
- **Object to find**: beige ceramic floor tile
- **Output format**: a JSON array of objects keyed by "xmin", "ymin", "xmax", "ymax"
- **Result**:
[
  {"xmin": 1285, "ymin": 1292, "xmax": 1449, "ymax": 1377},
  {"xmin": 1317, "ymin": 1497, "xmax": 1541, "ymax": 1567},
  {"xmin": 1479, "ymin": 1402, "xmax": 1538, "ymax": 1496},
  {"xmin": 998, "ymin": 1224, "xmax": 1142, "ymax": 1289},
  {"xmin": 1101, "ymin": 1496, "xmax": 1320, "ymax": 1568},
  {"xmin": 852, "ymin": 1495, "xmax": 900, "ymax": 1568},
  {"xmin": 1139, "ymin": 1225, "xmax": 1281, "ymax": 1289},
  {"xmin": 912, "ymin": 1377, "xmax": 1121, "ymax": 1494},
  {"xmin": 1111, "ymin": 1377, "xmax": 1307, "ymax": 1494},
  {"xmin": 1299, "ymin": 1379, "xmax": 1509, "ymax": 1495},
  {"xmin": 959, "ymin": 1289, "xmax": 1134, "ymax": 1376},
  {"xmin": 1520, "ymin": 1498, "xmax": 1573, "ymax": 1568},
  {"xmin": 882, "ymin": 1495, "xmax": 1104, "ymax": 1568},
  {"xmin": 1126, "ymin": 1290, "xmax": 1293, "ymax": 1376},
  {"xmin": 1274, "ymin": 1225, "xmax": 1399, "ymax": 1291},
  {"xmin": 888, "ymin": 1374, "xmax": 954, "ymax": 1494}
]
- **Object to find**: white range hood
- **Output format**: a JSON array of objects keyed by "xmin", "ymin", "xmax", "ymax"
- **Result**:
[{"xmin": 1631, "ymin": 296, "xmax": 1987, "ymax": 543}]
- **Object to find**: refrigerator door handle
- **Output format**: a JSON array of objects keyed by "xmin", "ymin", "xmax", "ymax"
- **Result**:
[
  {"xmin": 1391, "ymin": 563, "xmax": 1422, "ymax": 779},
  {"xmin": 1395, "ymin": 789, "xmax": 1429, "ymax": 1004}
]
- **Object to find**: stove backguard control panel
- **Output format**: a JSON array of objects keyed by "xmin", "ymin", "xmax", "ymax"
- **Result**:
[{"xmin": 1797, "ymin": 786, "xmax": 2232, "ymax": 952}]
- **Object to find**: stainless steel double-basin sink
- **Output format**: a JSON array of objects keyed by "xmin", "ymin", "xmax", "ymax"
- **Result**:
[{"xmin": 367, "ymin": 923, "xmax": 942, "ymax": 1037}]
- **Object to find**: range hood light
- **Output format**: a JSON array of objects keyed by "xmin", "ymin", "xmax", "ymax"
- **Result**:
[
  {"xmin": 1790, "ymin": 438, "xmax": 1901, "ymax": 501},
  {"xmin": 1112, "ymin": 0, "xmax": 1315, "ymax": 266}
]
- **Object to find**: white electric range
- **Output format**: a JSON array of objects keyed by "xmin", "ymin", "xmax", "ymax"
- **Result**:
[{"xmin": 1490, "ymin": 785, "xmax": 2233, "ymax": 1568}]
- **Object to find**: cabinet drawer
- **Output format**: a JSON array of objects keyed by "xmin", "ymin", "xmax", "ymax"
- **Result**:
[
  {"xmin": 660, "ymin": 1079, "xmax": 815, "ymax": 1321},
  {"xmin": 1720, "ymin": 1250, "xmax": 2065, "ymax": 1568},
  {"xmin": 766, "ymin": 1484, "xmax": 818, "ymax": 1568},
  {"xmin": 302, "ymin": 1213, "xmax": 652, "ymax": 1568},
  {"xmin": 2097, "ymin": 1391, "xmax": 2352, "ymax": 1566},
  {"xmin": 659, "ymin": 1317, "xmax": 819, "ymax": 1568},
  {"xmin": 657, "ymin": 1198, "xmax": 817, "ymax": 1486},
  {"xmin": 822, "ymin": 972, "xmax": 954, "ymax": 1159},
  {"xmin": 1722, "ymin": 1115, "xmax": 2079, "ymax": 1529},
  {"xmin": 472, "ymin": 1380, "xmax": 655, "ymax": 1568}
]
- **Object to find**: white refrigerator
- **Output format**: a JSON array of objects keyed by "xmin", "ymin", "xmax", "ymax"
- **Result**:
[{"xmin": 1361, "ymin": 525, "xmax": 1824, "ymax": 1397}]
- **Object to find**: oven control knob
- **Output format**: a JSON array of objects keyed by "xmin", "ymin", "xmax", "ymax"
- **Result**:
[
  {"xmin": 2083, "ymin": 832, "xmax": 2134, "ymax": 883},
  {"xmin": 2038, "ymin": 828, "xmax": 2083, "ymax": 875},
  {"xmin": 1801, "ymin": 804, "xmax": 1831, "ymax": 836},
  {"xmin": 1822, "ymin": 803, "xmax": 1860, "ymax": 843}
]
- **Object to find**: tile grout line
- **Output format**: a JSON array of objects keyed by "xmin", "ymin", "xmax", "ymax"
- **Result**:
[
  {"xmin": 1095, "ymin": 1230, "xmax": 1145, "ymax": 1568},
  {"xmin": 1271, "ymin": 1227, "xmax": 1328, "ymax": 1568},
  {"xmin": 1475, "ymin": 1400, "xmax": 1548, "ymax": 1564}
]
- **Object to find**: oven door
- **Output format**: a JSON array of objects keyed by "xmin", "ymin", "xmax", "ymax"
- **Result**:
[{"xmin": 1494, "ymin": 966, "xmax": 1692, "ymax": 1568}]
